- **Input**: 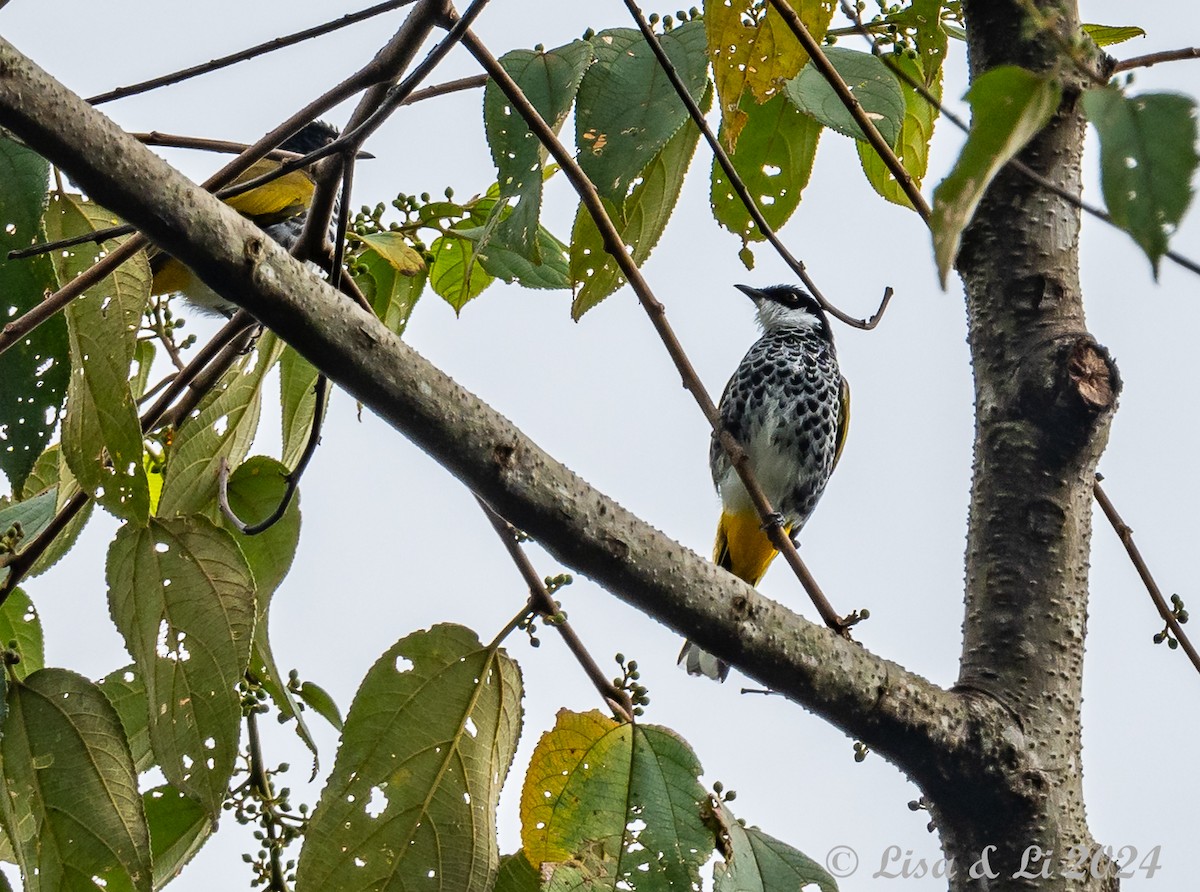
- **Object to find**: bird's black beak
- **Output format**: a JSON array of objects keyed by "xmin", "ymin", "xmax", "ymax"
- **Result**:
[{"xmin": 734, "ymin": 283, "xmax": 763, "ymax": 302}]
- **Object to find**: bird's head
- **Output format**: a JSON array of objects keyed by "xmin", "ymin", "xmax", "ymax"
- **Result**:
[{"xmin": 736, "ymin": 283, "xmax": 832, "ymax": 340}]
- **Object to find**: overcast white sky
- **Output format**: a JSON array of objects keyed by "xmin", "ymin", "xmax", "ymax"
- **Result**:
[{"xmin": 2, "ymin": 1, "xmax": 1198, "ymax": 889}]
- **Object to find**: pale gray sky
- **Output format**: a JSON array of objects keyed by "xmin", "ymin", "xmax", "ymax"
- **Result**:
[{"xmin": 2, "ymin": 1, "xmax": 1197, "ymax": 889}]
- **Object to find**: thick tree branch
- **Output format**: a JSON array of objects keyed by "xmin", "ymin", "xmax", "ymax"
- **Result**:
[{"xmin": 0, "ymin": 36, "xmax": 1012, "ymax": 796}]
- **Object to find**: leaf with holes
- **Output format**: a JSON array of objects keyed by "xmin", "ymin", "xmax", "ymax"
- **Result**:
[
  {"xmin": 99, "ymin": 664, "xmax": 154, "ymax": 774},
  {"xmin": 704, "ymin": 0, "xmax": 835, "ymax": 149},
  {"xmin": 219, "ymin": 455, "xmax": 315, "ymax": 759},
  {"xmin": 158, "ymin": 332, "xmax": 283, "ymax": 518},
  {"xmin": 931, "ymin": 66, "xmax": 1062, "ymax": 286},
  {"xmin": 106, "ymin": 516, "xmax": 256, "ymax": 818},
  {"xmin": 784, "ymin": 47, "xmax": 904, "ymax": 147},
  {"xmin": 486, "ymin": 40, "xmax": 594, "ymax": 262},
  {"xmin": 0, "ymin": 588, "xmax": 43, "ymax": 680},
  {"xmin": 295, "ymin": 624, "xmax": 523, "ymax": 892},
  {"xmin": 494, "ymin": 852, "xmax": 540, "ymax": 892},
  {"xmin": 711, "ymin": 90, "xmax": 821, "ymax": 249},
  {"xmin": 101, "ymin": 785, "xmax": 212, "ymax": 892},
  {"xmin": 576, "ymin": 22, "xmax": 708, "ymax": 204},
  {"xmin": 457, "ymin": 223, "xmax": 570, "ymax": 291},
  {"xmin": 571, "ymin": 86, "xmax": 708, "ymax": 318},
  {"xmin": 859, "ymin": 52, "xmax": 942, "ymax": 210},
  {"xmin": 521, "ymin": 709, "xmax": 710, "ymax": 892},
  {"xmin": 0, "ymin": 668, "xmax": 151, "ymax": 891},
  {"xmin": 0, "ymin": 138, "xmax": 68, "ymax": 493},
  {"xmin": 1083, "ymin": 24, "xmax": 1145, "ymax": 47},
  {"xmin": 46, "ymin": 194, "xmax": 150, "ymax": 524},
  {"xmin": 708, "ymin": 797, "xmax": 837, "ymax": 892},
  {"xmin": 1083, "ymin": 86, "xmax": 1199, "ymax": 275}
]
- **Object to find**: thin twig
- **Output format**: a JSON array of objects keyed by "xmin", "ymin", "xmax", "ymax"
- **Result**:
[
  {"xmin": 86, "ymin": 0, "xmax": 418, "ymax": 105},
  {"xmin": 1093, "ymin": 477, "xmax": 1200, "ymax": 676},
  {"xmin": 1113, "ymin": 46, "xmax": 1200, "ymax": 73},
  {"xmin": 477, "ymin": 497, "xmax": 635, "ymax": 722},
  {"xmin": 462, "ymin": 27, "xmax": 851, "ymax": 634},
  {"xmin": 621, "ymin": 0, "xmax": 892, "ymax": 330},
  {"xmin": 767, "ymin": 0, "xmax": 930, "ymax": 221},
  {"xmin": 216, "ymin": 375, "xmax": 328, "ymax": 536},
  {"xmin": 401, "ymin": 73, "xmax": 487, "ymax": 104},
  {"xmin": 1, "ymin": 0, "xmax": 443, "ymax": 360},
  {"xmin": 245, "ymin": 708, "xmax": 289, "ymax": 892}
]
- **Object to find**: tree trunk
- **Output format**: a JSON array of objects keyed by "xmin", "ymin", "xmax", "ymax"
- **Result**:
[{"xmin": 938, "ymin": 1, "xmax": 1121, "ymax": 888}]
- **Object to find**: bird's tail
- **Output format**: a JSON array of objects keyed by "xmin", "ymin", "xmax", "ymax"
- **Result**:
[{"xmin": 678, "ymin": 509, "xmax": 788, "ymax": 681}]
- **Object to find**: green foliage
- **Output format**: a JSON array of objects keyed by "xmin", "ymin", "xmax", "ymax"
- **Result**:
[
  {"xmin": 709, "ymin": 797, "xmax": 838, "ymax": 892},
  {"xmin": 931, "ymin": 65, "xmax": 1062, "ymax": 286},
  {"xmin": 486, "ymin": 40, "xmax": 594, "ymax": 262},
  {"xmin": 99, "ymin": 665, "xmax": 154, "ymax": 773},
  {"xmin": 430, "ymin": 226, "xmax": 497, "ymax": 312},
  {"xmin": 106, "ymin": 516, "xmax": 257, "ymax": 818},
  {"xmin": 571, "ymin": 86, "xmax": 709, "ymax": 316},
  {"xmin": 785, "ymin": 47, "xmax": 905, "ymax": 147},
  {"xmin": 0, "ymin": 588, "xmax": 43, "ymax": 679},
  {"xmin": 0, "ymin": 668, "xmax": 151, "ymax": 891},
  {"xmin": 1083, "ymin": 87, "xmax": 1199, "ymax": 275},
  {"xmin": 0, "ymin": 139, "xmax": 68, "ymax": 494},
  {"xmin": 12, "ymin": 444, "xmax": 95, "ymax": 579},
  {"xmin": 711, "ymin": 91, "xmax": 821, "ymax": 252},
  {"xmin": 575, "ymin": 22, "xmax": 709, "ymax": 204},
  {"xmin": 1082, "ymin": 24, "xmax": 1146, "ymax": 47},
  {"xmin": 48, "ymin": 194, "xmax": 151, "ymax": 524},
  {"xmin": 158, "ymin": 333, "xmax": 283, "ymax": 519},
  {"xmin": 101, "ymin": 785, "xmax": 211, "ymax": 892},
  {"xmin": 520, "ymin": 709, "xmax": 711, "ymax": 891},
  {"xmin": 295, "ymin": 624, "xmax": 523, "ymax": 891},
  {"xmin": 278, "ymin": 346, "xmax": 326, "ymax": 471}
]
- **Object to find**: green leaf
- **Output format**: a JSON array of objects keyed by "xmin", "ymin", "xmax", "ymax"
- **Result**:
[
  {"xmin": 0, "ymin": 488, "xmax": 56, "ymax": 553},
  {"xmin": 1083, "ymin": 24, "xmax": 1146, "ymax": 47},
  {"xmin": 14, "ymin": 444, "xmax": 95, "ymax": 579},
  {"xmin": 98, "ymin": 665, "xmax": 154, "ymax": 774},
  {"xmin": 296, "ymin": 680, "xmax": 343, "ymax": 731},
  {"xmin": 0, "ymin": 588, "xmax": 43, "ymax": 680},
  {"xmin": 858, "ymin": 52, "xmax": 942, "ymax": 210},
  {"xmin": 931, "ymin": 66, "xmax": 1062, "ymax": 286},
  {"xmin": 279, "ymin": 346, "xmax": 326, "ymax": 471},
  {"xmin": 576, "ymin": 22, "xmax": 708, "ymax": 203},
  {"xmin": 705, "ymin": 0, "xmax": 836, "ymax": 149},
  {"xmin": 219, "ymin": 455, "xmax": 316, "ymax": 758},
  {"xmin": 129, "ymin": 339, "xmax": 156, "ymax": 401},
  {"xmin": 521, "ymin": 709, "xmax": 710, "ymax": 891},
  {"xmin": 709, "ymin": 798, "xmax": 837, "ymax": 892},
  {"xmin": 158, "ymin": 332, "xmax": 283, "ymax": 518},
  {"xmin": 430, "ymin": 231, "xmax": 495, "ymax": 313},
  {"xmin": 571, "ymin": 86, "xmax": 709, "ymax": 318},
  {"xmin": 784, "ymin": 46, "xmax": 905, "ymax": 146},
  {"xmin": 106, "ymin": 516, "xmax": 257, "ymax": 818},
  {"xmin": 101, "ymin": 785, "xmax": 212, "ymax": 892},
  {"xmin": 711, "ymin": 91, "xmax": 821, "ymax": 247},
  {"xmin": 1082, "ymin": 87, "xmax": 1199, "ymax": 275},
  {"xmin": 486, "ymin": 41, "xmax": 594, "ymax": 262},
  {"xmin": 0, "ymin": 668, "xmax": 151, "ymax": 891},
  {"xmin": 353, "ymin": 246, "xmax": 425, "ymax": 336},
  {"xmin": 459, "ymin": 224, "xmax": 570, "ymax": 290},
  {"xmin": 295, "ymin": 624, "xmax": 523, "ymax": 892},
  {"xmin": 47, "ymin": 194, "xmax": 150, "ymax": 524},
  {"xmin": 0, "ymin": 138, "xmax": 68, "ymax": 493},
  {"xmin": 494, "ymin": 852, "xmax": 540, "ymax": 892}
]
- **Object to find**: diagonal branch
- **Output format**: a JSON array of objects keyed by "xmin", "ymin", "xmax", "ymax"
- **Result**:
[
  {"xmin": 459, "ymin": 25, "xmax": 854, "ymax": 634},
  {"xmin": 0, "ymin": 36, "xmax": 1011, "ymax": 793},
  {"xmin": 620, "ymin": 0, "xmax": 892, "ymax": 330},
  {"xmin": 767, "ymin": 0, "xmax": 931, "ymax": 220}
]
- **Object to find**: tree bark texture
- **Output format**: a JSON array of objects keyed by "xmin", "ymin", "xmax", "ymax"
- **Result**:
[{"xmin": 947, "ymin": 1, "xmax": 1121, "ymax": 888}]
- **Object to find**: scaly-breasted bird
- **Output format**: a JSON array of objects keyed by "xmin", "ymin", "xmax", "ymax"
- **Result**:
[
  {"xmin": 150, "ymin": 120, "xmax": 341, "ymax": 315},
  {"xmin": 679, "ymin": 284, "xmax": 849, "ymax": 681}
]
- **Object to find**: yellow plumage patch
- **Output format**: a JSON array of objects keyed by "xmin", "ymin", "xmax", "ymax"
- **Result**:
[
  {"xmin": 713, "ymin": 509, "xmax": 790, "ymax": 587},
  {"xmin": 223, "ymin": 161, "xmax": 315, "ymax": 222}
]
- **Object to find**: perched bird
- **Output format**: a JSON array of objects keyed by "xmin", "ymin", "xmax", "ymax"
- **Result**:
[
  {"xmin": 679, "ymin": 284, "xmax": 849, "ymax": 681},
  {"xmin": 150, "ymin": 120, "xmax": 341, "ymax": 315}
]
